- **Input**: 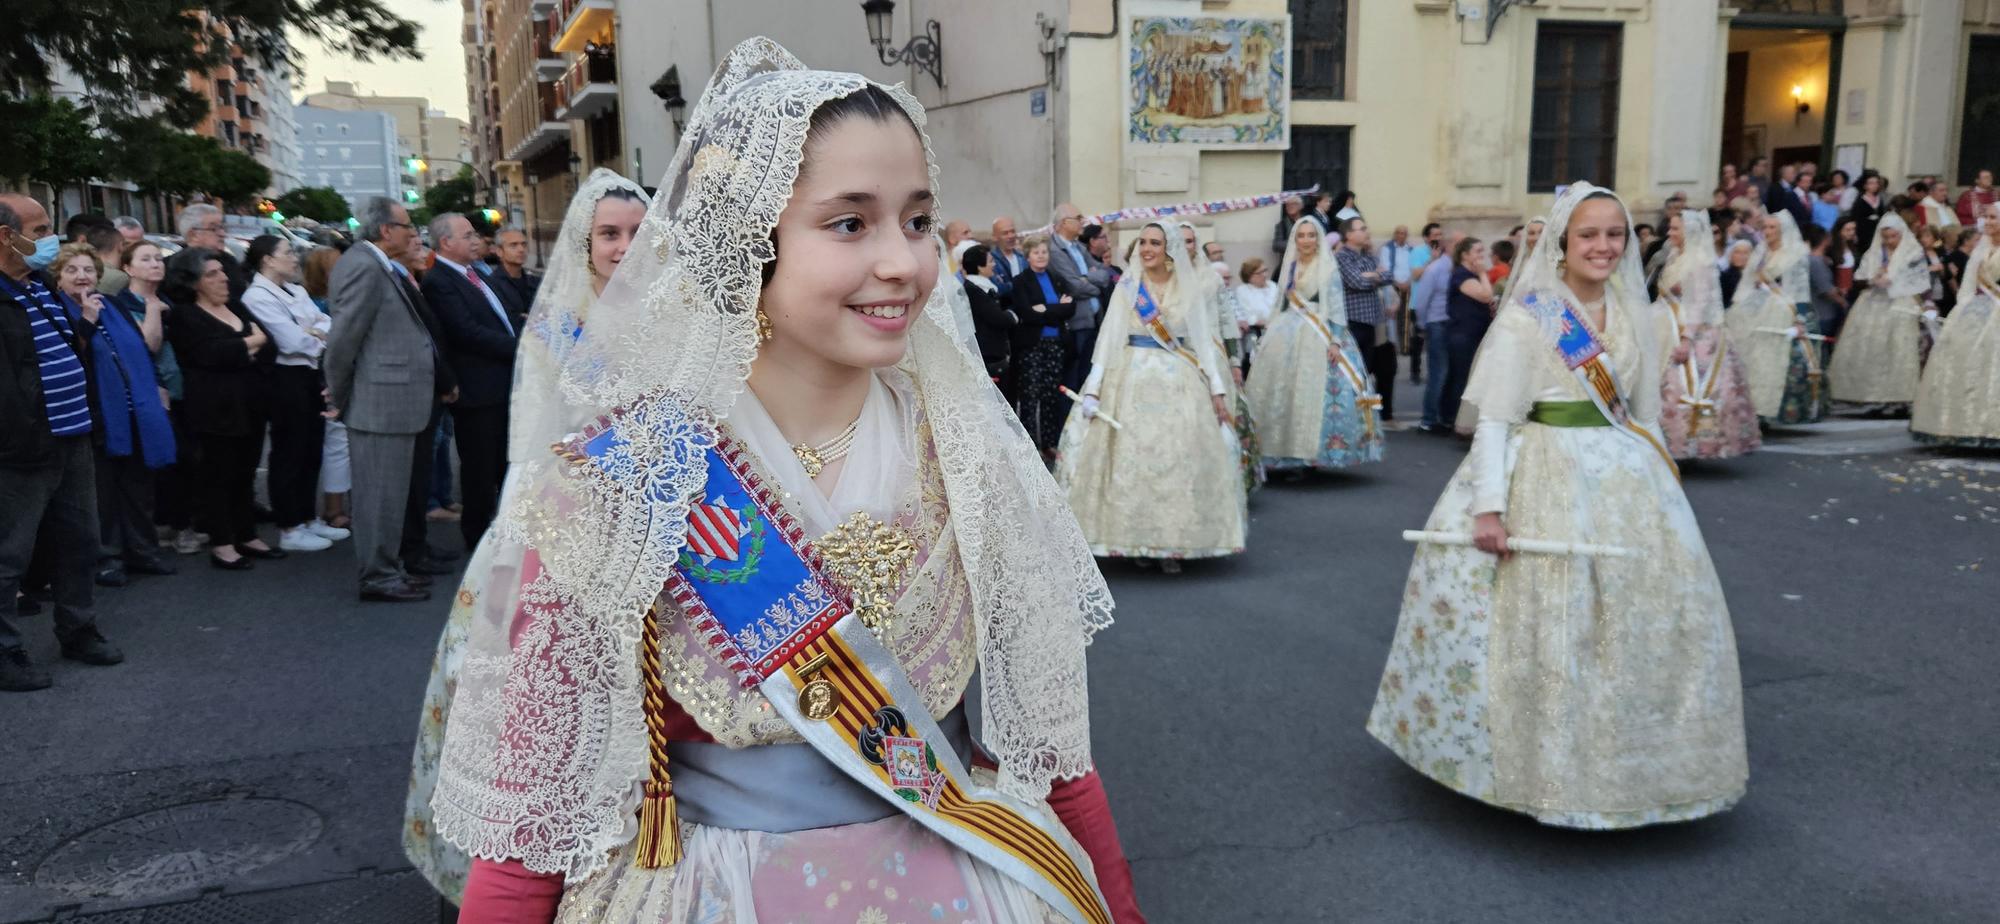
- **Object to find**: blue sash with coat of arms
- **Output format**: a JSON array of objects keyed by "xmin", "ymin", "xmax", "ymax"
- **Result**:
[{"xmin": 556, "ymin": 403, "xmax": 1112, "ymax": 924}]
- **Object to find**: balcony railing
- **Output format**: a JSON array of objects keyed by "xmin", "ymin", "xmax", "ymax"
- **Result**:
[
  {"xmin": 555, "ymin": 45, "xmax": 618, "ymax": 121},
  {"xmin": 534, "ymin": 18, "xmax": 566, "ymax": 81},
  {"xmin": 553, "ymin": 0, "xmax": 614, "ymax": 54}
]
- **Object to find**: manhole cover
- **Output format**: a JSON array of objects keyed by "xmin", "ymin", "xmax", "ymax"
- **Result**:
[{"xmin": 34, "ymin": 798, "xmax": 325, "ymax": 899}]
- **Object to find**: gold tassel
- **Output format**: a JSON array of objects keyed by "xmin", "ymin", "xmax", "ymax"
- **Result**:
[
  {"xmin": 633, "ymin": 780, "xmax": 683, "ymax": 868},
  {"xmin": 633, "ymin": 603, "xmax": 682, "ymax": 868}
]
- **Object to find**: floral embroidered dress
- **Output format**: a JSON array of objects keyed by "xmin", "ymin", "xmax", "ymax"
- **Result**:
[
  {"xmin": 1652, "ymin": 211, "xmax": 1761, "ymax": 459},
  {"xmin": 1724, "ymin": 211, "xmax": 1828, "ymax": 425},
  {"xmin": 1245, "ymin": 217, "xmax": 1384, "ymax": 470},
  {"xmin": 548, "ymin": 374, "xmax": 1069, "ymax": 922},
  {"xmin": 1056, "ymin": 242, "xmax": 1247, "ymax": 560},
  {"xmin": 1913, "ymin": 227, "xmax": 2000, "ymax": 448},
  {"xmin": 1366, "ymin": 184, "xmax": 1747, "ymax": 829}
]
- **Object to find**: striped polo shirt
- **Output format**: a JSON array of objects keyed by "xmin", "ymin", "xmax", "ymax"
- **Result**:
[{"xmin": 4, "ymin": 273, "xmax": 93, "ymax": 437}]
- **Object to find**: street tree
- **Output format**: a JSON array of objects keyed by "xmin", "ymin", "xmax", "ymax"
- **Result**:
[
  {"xmin": 274, "ymin": 186, "xmax": 353, "ymax": 224},
  {"xmin": 208, "ymin": 148, "xmax": 272, "ymax": 208},
  {"xmin": 0, "ymin": 95, "xmax": 109, "ymax": 207},
  {"xmin": 2, "ymin": 1, "xmax": 420, "ymax": 140},
  {"xmin": 422, "ymin": 164, "xmax": 480, "ymax": 217}
]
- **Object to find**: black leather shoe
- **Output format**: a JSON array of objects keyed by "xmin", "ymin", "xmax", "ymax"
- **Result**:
[
  {"xmin": 0, "ymin": 649, "xmax": 52, "ymax": 692},
  {"xmin": 401, "ymin": 573, "xmax": 435, "ymax": 588},
  {"xmin": 404, "ymin": 557, "xmax": 456, "ymax": 576},
  {"xmin": 237, "ymin": 543, "xmax": 288, "ymax": 560},
  {"xmin": 95, "ymin": 566, "xmax": 129, "ymax": 588},
  {"xmin": 211, "ymin": 553, "xmax": 254, "ymax": 571},
  {"xmin": 360, "ymin": 582, "xmax": 432, "ymax": 603},
  {"xmin": 127, "ymin": 557, "xmax": 177, "ymax": 576},
  {"xmin": 58, "ymin": 628, "xmax": 125, "ymax": 666}
]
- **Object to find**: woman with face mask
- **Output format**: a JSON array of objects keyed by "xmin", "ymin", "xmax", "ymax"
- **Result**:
[
  {"xmin": 424, "ymin": 40, "xmax": 1142, "ymax": 924},
  {"xmin": 1828, "ymin": 214, "xmax": 1930, "ymax": 415},
  {"xmin": 1367, "ymin": 183, "xmax": 1747, "ymax": 830}
]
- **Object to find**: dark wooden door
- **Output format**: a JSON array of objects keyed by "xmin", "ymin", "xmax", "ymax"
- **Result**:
[{"xmin": 1721, "ymin": 50, "xmax": 1749, "ymax": 171}]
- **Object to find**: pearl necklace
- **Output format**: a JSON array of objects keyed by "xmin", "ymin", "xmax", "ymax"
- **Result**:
[{"xmin": 791, "ymin": 417, "xmax": 859, "ymax": 478}]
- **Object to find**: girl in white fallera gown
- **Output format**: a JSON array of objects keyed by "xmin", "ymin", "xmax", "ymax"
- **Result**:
[
  {"xmin": 425, "ymin": 38, "xmax": 1144, "ymax": 923},
  {"xmin": 1828, "ymin": 213, "xmax": 1931, "ymax": 412},
  {"xmin": 1055, "ymin": 223, "xmax": 1246, "ymax": 569},
  {"xmin": 1245, "ymin": 217, "xmax": 1385, "ymax": 471},
  {"xmin": 1912, "ymin": 207, "xmax": 2000, "ymax": 447},
  {"xmin": 1367, "ymin": 183, "xmax": 1747, "ymax": 829}
]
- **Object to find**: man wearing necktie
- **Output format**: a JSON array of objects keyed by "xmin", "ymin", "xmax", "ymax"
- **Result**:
[
  {"xmin": 421, "ymin": 213, "xmax": 526, "ymax": 549},
  {"xmin": 323, "ymin": 198, "xmax": 441, "ymax": 603}
]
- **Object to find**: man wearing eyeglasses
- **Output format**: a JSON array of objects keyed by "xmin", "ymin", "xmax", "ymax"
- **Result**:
[
  {"xmin": 323, "ymin": 197, "xmax": 444, "ymax": 603},
  {"xmin": 170, "ymin": 204, "xmax": 247, "ymax": 300}
]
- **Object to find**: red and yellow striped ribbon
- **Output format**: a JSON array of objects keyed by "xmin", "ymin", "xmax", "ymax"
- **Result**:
[{"xmin": 780, "ymin": 633, "xmax": 1112, "ymax": 924}]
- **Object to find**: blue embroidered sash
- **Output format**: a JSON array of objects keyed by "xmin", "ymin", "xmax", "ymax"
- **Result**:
[
  {"xmin": 559, "ymin": 410, "xmax": 1112, "ymax": 924},
  {"xmin": 1518, "ymin": 290, "xmax": 1680, "ymax": 478}
]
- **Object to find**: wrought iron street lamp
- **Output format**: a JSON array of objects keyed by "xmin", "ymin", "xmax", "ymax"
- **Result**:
[{"xmin": 860, "ymin": 0, "xmax": 944, "ymax": 89}]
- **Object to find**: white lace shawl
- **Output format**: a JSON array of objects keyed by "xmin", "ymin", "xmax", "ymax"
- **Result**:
[
  {"xmin": 430, "ymin": 37, "xmax": 1112, "ymax": 881},
  {"xmin": 1747, "ymin": 210, "xmax": 1810, "ymax": 305},
  {"xmin": 1661, "ymin": 210, "xmax": 1726, "ymax": 328},
  {"xmin": 1858, "ymin": 213, "xmax": 1932, "ymax": 299},
  {"xmin": 1278, "ymin": 216, "xmax": 1344, "ymax": 324},
  {"xmin": 1459, "ymin": 181, "xmax": 1662, "ymax": 429}
]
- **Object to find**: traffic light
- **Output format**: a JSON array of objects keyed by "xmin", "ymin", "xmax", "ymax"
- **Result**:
[
  {"xmin": 407, "ymin": 157, "xmax": 427, "ymax": 173},
  {"xmin": 404, "ymin": 189, "xmax": 420, "ymax": 204}
]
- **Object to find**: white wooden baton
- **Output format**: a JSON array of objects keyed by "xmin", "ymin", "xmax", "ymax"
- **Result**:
[{"xmin": 1402, "ymin": 530, "xmax": 1633, "ymax": 558}]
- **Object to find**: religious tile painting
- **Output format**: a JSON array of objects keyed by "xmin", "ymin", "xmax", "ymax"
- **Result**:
[{"xmin": 1126, "ymin": 13, "xmax": 1290, "ymax": 148}]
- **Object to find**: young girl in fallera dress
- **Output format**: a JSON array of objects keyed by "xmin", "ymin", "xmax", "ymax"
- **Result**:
[
  {"xmin": 424, "ymin": 39, "xmax": 1143, "ymax": 923},
  {"xmin": 1368, "ymin": 183, "xmax": 1747, "ymax": 829}
]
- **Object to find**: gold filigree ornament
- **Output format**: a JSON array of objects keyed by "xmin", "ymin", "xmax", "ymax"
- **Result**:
[{"xmin": 815, "ymin": 511, "xmax": 917, "ymax": 636}]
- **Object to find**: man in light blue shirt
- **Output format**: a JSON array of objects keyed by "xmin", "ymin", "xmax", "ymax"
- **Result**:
[{"xmin": 1411, "ymin": 230, "xmax": 1464, "ymax": 433}]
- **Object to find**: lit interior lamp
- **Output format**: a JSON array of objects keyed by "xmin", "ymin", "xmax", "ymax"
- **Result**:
[{"xmin": 1792, "ymin": 84, "xmax": 1811, "ymax": 121}]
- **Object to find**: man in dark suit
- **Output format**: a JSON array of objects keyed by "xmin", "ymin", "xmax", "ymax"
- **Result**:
[
  {"xmin": 493, "ymin": 226, "xmax": 543, "ymax": 309},
  {"xmin": 392, "ymin": 247, "xmax": 461, "ymax": 580},
  {"xmin": 1045, "ymin": 203, "xmax": 1113, "ymax": 393},
  {"xmin": 422, "ymin": 212, "xmax": 525, "ymax": 548},
  {"xmin": 1765, "ymin": 162, "xmax": 1813, "ymax": 230},
  {"xmin": 324, "ymin": 197, "xmax": 439, "ymax": 602}
]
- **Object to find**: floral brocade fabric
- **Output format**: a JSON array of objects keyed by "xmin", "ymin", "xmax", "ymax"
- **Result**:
[
  {"xmin": 1828, "ymin": 289, "xmax": 1924, "ymax": 405},
  {"xmin": 1912, "ymin": 285, "xmax": 2000, "ymax": 447}
]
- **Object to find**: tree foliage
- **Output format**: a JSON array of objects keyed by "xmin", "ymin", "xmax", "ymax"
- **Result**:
[
  {"xmin": 0, "ymin": 95, "xmax": 107, "ymax": 199},
  {"xmin": 423, "ymin": 164, "xmax": 481, "ymax": 218},
  {"xmin": 2, "ymin": 1, "xmax": 420, "ymax": 132},
  {"xmin": 275, "ymin": 186, "xmax": 354, "ymax": 223}
]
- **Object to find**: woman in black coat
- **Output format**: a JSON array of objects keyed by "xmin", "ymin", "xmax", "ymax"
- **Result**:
[
  {"xmin": 165, "ymin": 249, "xmax": 279, "ymax": 570},
  {"xmin": 1008, "ymin": 236, "xmax": 1078, "ymax": 458},
  {"xmin": 957, "ymin": 244, "xmax": 1016, "ymax": 384}
]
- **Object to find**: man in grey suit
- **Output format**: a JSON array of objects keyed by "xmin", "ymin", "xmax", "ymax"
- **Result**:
[
  {"xmin": 323, "ymin": 198, "xmax": 437, "ymax": 602},
  {"xmin": 1046, "ymin": 203, "xmax": 1114, "ymax": 392}
]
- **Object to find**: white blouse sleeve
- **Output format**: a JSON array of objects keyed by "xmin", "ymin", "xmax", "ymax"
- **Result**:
[{"xmin": 1469, "ymin": 418, "xmax": 1511, "ymax": 516}]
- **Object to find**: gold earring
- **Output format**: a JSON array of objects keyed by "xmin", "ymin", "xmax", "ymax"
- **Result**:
[{"xmin": 756, "ymin": 306, "xmax": 774, "ymax": 343}]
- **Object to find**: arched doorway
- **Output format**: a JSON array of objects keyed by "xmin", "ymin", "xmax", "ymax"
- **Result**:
[{"xmin": 1721, "ymin": 2, "xmax": 1844, "ymax": 182}]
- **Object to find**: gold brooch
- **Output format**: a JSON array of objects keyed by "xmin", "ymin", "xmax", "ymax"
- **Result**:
[
  {"xmin": 795, "ymin": 651, "xmax": 839, "ymax": 721},
  {"xmin": 814, "ymin": 511, "xmax": 916, "ymax": 635}
]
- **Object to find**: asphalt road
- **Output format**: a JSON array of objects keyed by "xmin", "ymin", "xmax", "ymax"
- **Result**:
[{"xmin": 3, "ymin": 413, "xmax": 1996, "ymax": 923}]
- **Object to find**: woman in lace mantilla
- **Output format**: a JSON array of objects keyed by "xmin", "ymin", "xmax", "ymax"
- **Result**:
[
  {"xmin": 1652, "ymin": 209, "xmax": 1761, "ymax": 459},
  {"xmin": 1912, "ymin": 206, "xmax": 2000, "ymax": 447},
  {"xmin": 1724, "ymin": 210, "xmax": 1828, "ymax": 425},
  {"xmin": 1366, "ymin": 183, "xmax": 1747, "ymax": 829},
  {"xmin": 401, "ymin": 168, "xmax": 652, "ymax": 908},
  {"xmin": 1244, "ymin": 217, "xmax": 1385, "ymax": 472},
  {"xmin": 1053, "ymin": 223, "xmax": 1247, "ymax": 568},
  {"xmin": 425, "ymin": 39, "xmax": 1144, "ymax": 923},
  {"xmin": 1828, "ymin": 213, "xmax": 1931, "ymax": 411}
]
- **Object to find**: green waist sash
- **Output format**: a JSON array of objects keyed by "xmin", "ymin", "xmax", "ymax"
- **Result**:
[{"xmin": 1527, "ymin": 400, "xmax": 1611, "ymax": 427}]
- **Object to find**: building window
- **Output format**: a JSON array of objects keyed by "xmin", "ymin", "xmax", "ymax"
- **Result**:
[
  {"xmin": 1290, "ymin": 0, "xmax": 1348, "ymax": 100},
  {"xmin": 1283, "ymin": 125, "xmax": 1351, "ymax": 199},
  {"xmin": 1957, "ymin": 35, "xmax": 2000, "ymax": 186},
  {"xmin": 1528, "ymin": 23, "xmax": 1622, "ymax": 193}
]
